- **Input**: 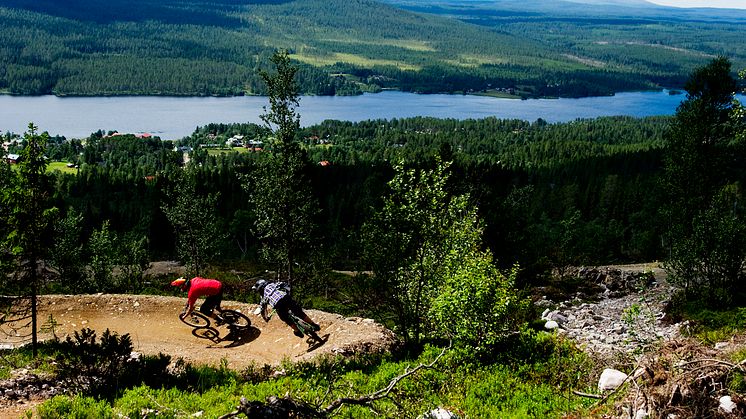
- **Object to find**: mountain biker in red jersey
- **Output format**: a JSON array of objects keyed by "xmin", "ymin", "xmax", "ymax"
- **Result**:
[
  {"xmin": 172, "ymin": 276, "xmax": 224, "ymax": 323},
  {"xmin": 252, "ymin": 279, "xmax": 320, "ymax": 338}
]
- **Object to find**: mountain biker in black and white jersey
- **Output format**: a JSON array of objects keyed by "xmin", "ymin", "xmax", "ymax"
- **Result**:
[{"xmin": 252, "ymin": 279, "xmax": 321, "ymax": 338}]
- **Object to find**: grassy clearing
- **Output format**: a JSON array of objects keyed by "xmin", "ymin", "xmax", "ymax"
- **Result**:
[
  {"xmin": 9, "ymin": 161, "xmax": 77, "ymax": 174},
  {"xmin": 290, "ymin": 52, "xmax": 421, "ymax": 71},
  {"xmin": 321, "ymin": 38, "xmax": 437, "ymax": 52},
  {"xmin": 443, "ymin": 54, "xmax": 508, "ymax": 68},
  {"xmin": 205, "ymin": 147, "xmax": 249, "ymax": 156},
  {"xmin": 47, "ymin": 161, "xmax": 77, "ymax": 174}
]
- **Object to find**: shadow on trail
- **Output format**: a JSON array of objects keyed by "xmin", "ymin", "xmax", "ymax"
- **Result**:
[{"xmin": 221, "ymin": 326, "xmax": 261, "ymax": 348}]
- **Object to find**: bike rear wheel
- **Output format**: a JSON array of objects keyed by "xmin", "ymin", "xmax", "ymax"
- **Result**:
[
  {"xmin": 181, "ymin": 311, "xmax": 211, "ymax": 328},
  {"xmin": 305, "ymin": 330, "xmax": 323, "ymax": 344},
  {"xmin": 292, "ymin": 314, "xmax": 323, "ymax": 343},
  {"xmin": 219, "ymin": 309, "xmax": 251, "ymax": 328}
]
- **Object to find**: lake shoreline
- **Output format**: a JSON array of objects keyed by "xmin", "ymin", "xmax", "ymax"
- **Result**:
[{"xmin": 3, "ymin": 90, "xmax": 741, "ymax": 141}]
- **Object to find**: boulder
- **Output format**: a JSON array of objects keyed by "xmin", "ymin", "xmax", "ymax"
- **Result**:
[
  {"xmin": 719, "ymin": 395, "xmax": 736, "ymax": 414},
  {"xmin": 598, "ymin": 368, "xmax": 628, "ymax": 392},
  {"xmin": 420, "ymin": 407, "xmax": 459, "ymax": 419},
  {"xmin": 544, "ymin": 320, "xmax": 559, "ymax": 330}
]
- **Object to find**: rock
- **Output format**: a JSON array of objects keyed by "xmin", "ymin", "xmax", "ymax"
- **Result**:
[
  {"xmin": 719, "ymin": 395, "xmax": 736, "ymax": 414},
  {"xmin": 548, "ymin": 312, "xmax": 568, "ymax": 325},
  {"xmin": 544, "ymin": 320, "xmax": 559, "ymax": 330},
  {"xmin": 419, "ymin": 407, "xmax": 459, "ymax": 419},
  {"xmin": 598, "ymin": 368, "xmax": 628, "ymax": 392},
  {"xmin": 541, "ymin": 308, "xmax": 551, "ymax": 319},
  {"xmin": 714, "ymin": 342, "xmax": 730, "ymax": 350}
]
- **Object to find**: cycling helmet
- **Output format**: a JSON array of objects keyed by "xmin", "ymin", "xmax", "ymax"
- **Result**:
[
  {"xmin": 171, "ymin": 277, "xmax": 186, "ymax": 287},
  {"xmin": 252, "ymin": 279, "xmax": 268, "ymax": 293}
]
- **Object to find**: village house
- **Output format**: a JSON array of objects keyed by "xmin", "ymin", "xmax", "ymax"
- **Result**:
[
  {"xmin": 225, "ymin": 135, "xmax": 244, "ymax": 147},
  {"xmin": 246, "ymin": 139, "xmax": 264, "ymax": 151}
]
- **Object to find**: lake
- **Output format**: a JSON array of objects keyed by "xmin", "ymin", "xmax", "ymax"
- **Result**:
[{"xmin": 2, "ymin": 90, "xmax": 742, "ymax": 140}]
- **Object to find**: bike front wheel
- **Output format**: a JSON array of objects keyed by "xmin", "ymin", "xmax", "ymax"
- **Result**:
[
  {"xmin": 219, "ymin": 309, "xmax": 251, "ymax": 328},
  {"xmin": 180, "ymin": 311, "xmax": 211, "ymax": 328}
]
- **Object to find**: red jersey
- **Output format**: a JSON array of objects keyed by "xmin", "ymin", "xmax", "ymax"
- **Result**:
[{"xmin": 187, "ymin": 277, "xmax": 222, "ymax": 307}]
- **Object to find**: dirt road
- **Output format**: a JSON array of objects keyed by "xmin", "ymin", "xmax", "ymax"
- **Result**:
[{"xmin": 1, "ymin": 294, "xmax": 398, "ymax": 369}]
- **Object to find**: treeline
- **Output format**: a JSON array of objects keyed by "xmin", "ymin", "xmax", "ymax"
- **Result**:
[
  {"xmin": 0, "ymin": 0, "xmax": 733, "ymax": 98},
  {"xmin": 18, "ymin": 115, "xmax": 668, "ymax": 285}
]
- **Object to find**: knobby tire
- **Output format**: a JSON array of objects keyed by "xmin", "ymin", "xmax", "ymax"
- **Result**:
[{"xmin": 181, "ymin": 311, "xmax": 211, "ymax": 328}]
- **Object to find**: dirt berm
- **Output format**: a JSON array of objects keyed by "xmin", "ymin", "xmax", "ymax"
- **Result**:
[{"xmin": 2, "ymin": 294, "xmax": 399, "ymax": 369}]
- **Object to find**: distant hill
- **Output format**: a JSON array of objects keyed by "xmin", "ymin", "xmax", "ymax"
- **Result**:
[
  {"xmin": 0, "ymin": 0, "xmax": 743, "ymax": 97},
  {"xmin": 384, "ymin": 0, "xmax": 746, "ymax": 20}
]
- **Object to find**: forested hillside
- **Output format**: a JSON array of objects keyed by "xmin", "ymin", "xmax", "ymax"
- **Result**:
[
  {"xmin": 1, "ymin": 0, "xmax": 742, "ymax": 97},
  {"xmin": 9, "ymin": 115, "xmax": 666, "ymax": 286},
  {"xmin": 387, "ymin": 0, "xmax": 746, "ymax": 91}
]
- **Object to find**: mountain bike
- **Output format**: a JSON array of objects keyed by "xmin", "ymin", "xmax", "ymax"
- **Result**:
[
  {"xmin": 263, "ymin": 307, "xmax": 325, "ymax": 345},
  {"xmin": 180, "ymin": 308, "xmax": 251, "ymax": 342}
]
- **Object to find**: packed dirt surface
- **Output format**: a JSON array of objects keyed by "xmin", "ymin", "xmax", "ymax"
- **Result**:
[{"xmin": 1, "ymin": 294, "xmax": 398, "ymax": 369}]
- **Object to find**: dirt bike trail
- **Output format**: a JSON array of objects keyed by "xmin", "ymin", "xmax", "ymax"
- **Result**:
[{"xmin": 1, "ymin": 294, "xmax": 398, "ymax": 369}]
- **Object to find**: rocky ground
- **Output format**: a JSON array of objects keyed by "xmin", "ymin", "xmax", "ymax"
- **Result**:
[
  {"xmin": 538, "ymin": 264, "xmax": 746, "ymax": 417},
  {"xmin": 537, "ymin": 263, "xmax": 681, "ymax": 355}
]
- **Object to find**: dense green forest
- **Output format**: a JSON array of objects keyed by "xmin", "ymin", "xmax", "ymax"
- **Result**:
[
  {"xmin": 2, "ymin": 115, "xmax": 669, "ymax": 286},
  {"xmin": 1, "ymin": 0, "xmax": 744, "ymax": 97}
]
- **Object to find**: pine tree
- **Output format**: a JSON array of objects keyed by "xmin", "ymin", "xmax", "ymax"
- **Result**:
[
  {"xmin": 247, "ymin": 50, "xmax": 320, "ymax": 286},
  {"xmin": 662, "ymin": 57, "xmax": 746, "ymax": 302},
  {"xmin": 2, "ymin": 123, "xmax": 58, "ymax": 357}
]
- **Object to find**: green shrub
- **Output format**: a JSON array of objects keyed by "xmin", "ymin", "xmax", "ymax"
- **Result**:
[
  {"xmin": 171, "ymin": 358, "xmax": 239, "ymax": 393},
  {"xmin": 55, "ymin": 328, "xmax": 135, "ymax": 397},
  {"xmin": 37, "ymin": 395, "xmax": 112, "ymax": 419},
  {"xmin": 672, "ymin": 303, "xmax": 746, "ymax": 343}
]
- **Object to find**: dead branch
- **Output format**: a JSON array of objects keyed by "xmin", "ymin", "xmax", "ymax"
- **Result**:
[
  {"xmin": 320, "ymin": 342, "xmax": 451, "ymax": 415},
  {"xmin": 218, "ymin": 395, "xmax": 322, "ymax": 419},
  {"xmin": 218, "ymin": 343, "xmax": 451, "ymax": 418},
  {"xmin": 572, "ymin": 390, "xmax": 603, "ymax": 399}
]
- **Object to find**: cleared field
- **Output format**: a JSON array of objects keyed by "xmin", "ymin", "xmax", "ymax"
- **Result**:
[
  {"xmin": 290, "ymin": 52, "xmax": 421, "ymax": 71},
  {"xmin": 47, "ymin": 161, "xmax": 77, "ymax": 174}
]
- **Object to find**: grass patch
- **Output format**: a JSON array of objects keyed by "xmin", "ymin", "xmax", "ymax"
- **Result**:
[
  {"xmin": 666, "ymin": 291, "xmax": 746, "ymax": 344},
  {"xmin": 682, "ymin": 305, "xmax": 746, "ymax": 344},
  {"xmin": 47, "ymin": 161, "xmax": 77, "ymax": 174},
  {"xmin": 321, "ymin": 37, "xmax": 436, "ymax": 52},
  {"xmin": 443, "ymin": 54, "xmax": 508, "ymax": 68},
  {"xmin": 205, "ymin": 147, "xmax": 248, "ymax": 156},
  {"xmin": 290, "ymin": 52, "xmax": 421, "ymax": 71}
]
